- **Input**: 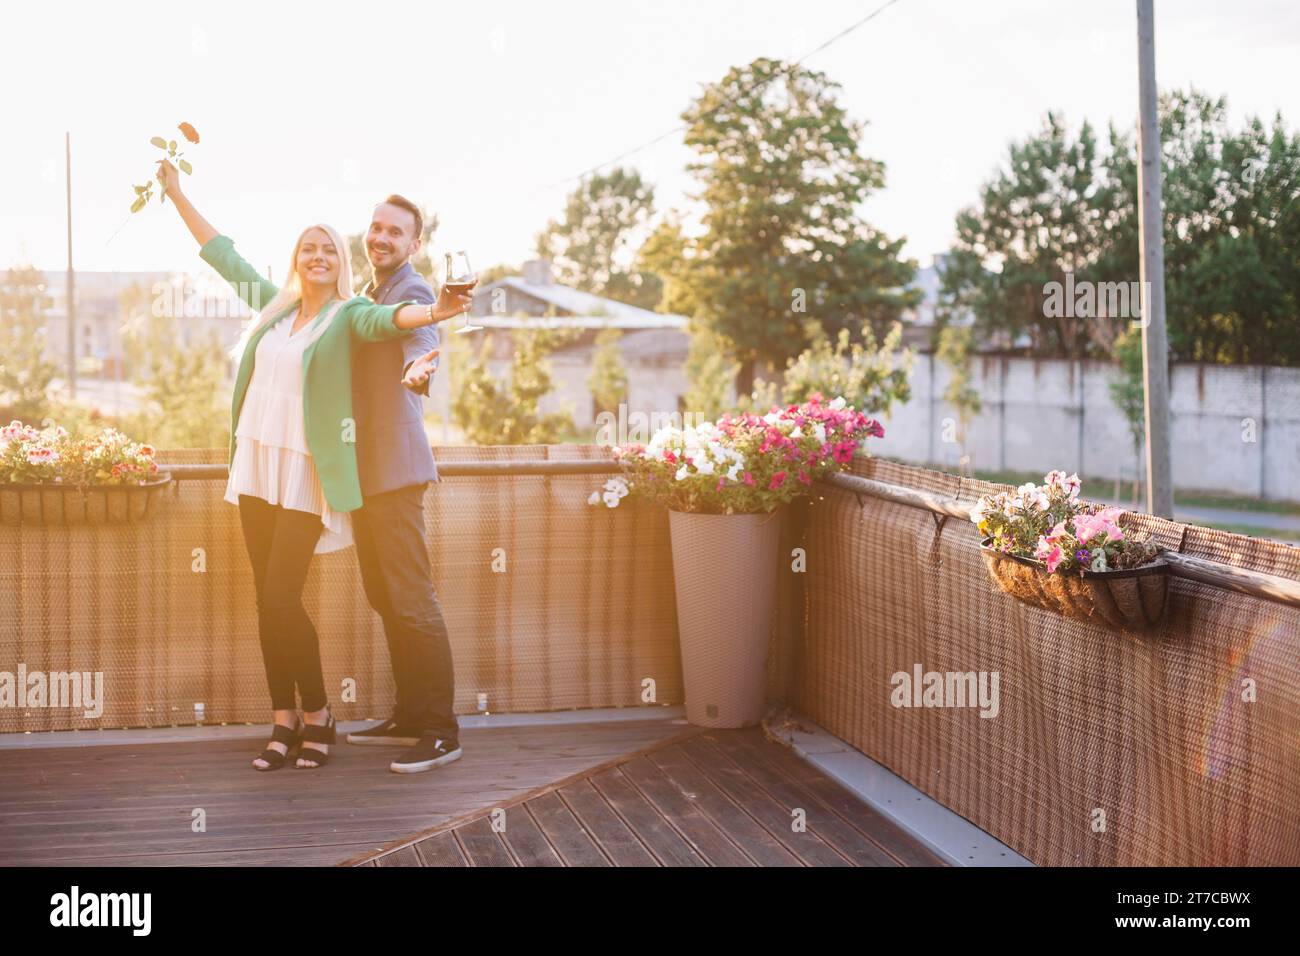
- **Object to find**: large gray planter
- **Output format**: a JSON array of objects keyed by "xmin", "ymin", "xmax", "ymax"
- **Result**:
[{"xmin": 667, "ymin": 508, "xmax": 782, "ymax": 728}]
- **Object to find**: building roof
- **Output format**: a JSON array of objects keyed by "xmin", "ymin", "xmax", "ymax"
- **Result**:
[{"xmin": 474, "ymin": 276, "xmax": 687, "ymax": 330}]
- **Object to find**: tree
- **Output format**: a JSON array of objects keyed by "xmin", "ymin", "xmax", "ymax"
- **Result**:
[
  {"xmin": 670, "ymin": 57, "xmax": 917, "ymax": 395},
  {"xmin": 681, "ymin": 323, "xmax": 738, "ymax": 421},
  {"xmin": 450, "ymin": 329, "xmax": 576, "ymax": 445},
  {"xmin": 0, "ymin": 266, "xmax": 59, "ymax": 422},
  {"xmin": 936, "ymin": 325, "xmax": 982, "ymax": 474},
  {"xmin": 119, "ymin": 280, "xmax": 176, "ymax": 381},
  {"xmin": 781, "ymin": 319, "xmax": 913, "ymax": 418},
  {"xmin": 587, "ymin": 327, "xmax": 627, "ymax": 415},
  {"xmin": 120, "ymin": 333, "xmax": 230, "ymax": 449},
  {"xmin": 1105, "ymin": 90, "xmax": 1300, "ymax": 364},
  {"xmin": 942, "ymin": 89, "xmax": 1300, "ymax": 365},
  {"xmin": 1108, "ymin": 326, "xmax": 1145, "ymax": 503},
  {"xmin": 536, "ymin": 167, "xmax": 662, "ymax": 309},
  {"xmin": 635, "ymin": 217, "xmax": 696, "ymax": 316},
  {"xmin": 939, "ymin": 113, "xmax": 1120, "ymax": 358}
]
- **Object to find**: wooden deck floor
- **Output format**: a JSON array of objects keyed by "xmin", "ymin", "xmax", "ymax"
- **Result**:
[
  {"xmin": 357, "ymin": 727, "xmax": 946, "ymax": 867},
  {"xmin": 0, "ymin": 717, "xmax": 689, "ymax": 866}
]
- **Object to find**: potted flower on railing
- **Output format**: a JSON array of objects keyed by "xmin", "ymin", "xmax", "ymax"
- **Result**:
[
  {"xmin": 972, "ymin": 470, "xmax": 1168, "ymax": 631},
  {"xmin": 0, "ymin": 421, "xmax": 169, "ymax": 526},
  {"xmin": 592, "ymin": 395, "xmax": 883, "ymax": 728}
]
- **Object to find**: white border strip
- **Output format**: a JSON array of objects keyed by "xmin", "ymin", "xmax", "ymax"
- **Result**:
[{"xmin": 778, "ymin": 720, "xmax": 1032, "ymax": 867}]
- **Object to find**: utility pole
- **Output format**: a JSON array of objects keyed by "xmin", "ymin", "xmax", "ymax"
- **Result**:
[
  {"xmin": 1136, "ymin": 0, "xmax": 1173, "ymax": 517},
  {"xmin": 66, "ymin": 131, "xmax": 76, "ymax": 399}
]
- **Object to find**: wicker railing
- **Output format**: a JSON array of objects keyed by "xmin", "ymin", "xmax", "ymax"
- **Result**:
[
  {"xmin": 3, "ymin": 446, "xmax": 1297, "ymax": 866},
  {"xmin": 0, "ymin": 445, "xmax": 681, "ymax": 733},
  {"xmin": 794, "ymin": 457, "xmax": 1300, "ymax": 867}
]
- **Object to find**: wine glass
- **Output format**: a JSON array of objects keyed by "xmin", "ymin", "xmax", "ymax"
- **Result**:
[{"xmin": 444, "ymin": 250, "xmax": 481, "ymax": 334}]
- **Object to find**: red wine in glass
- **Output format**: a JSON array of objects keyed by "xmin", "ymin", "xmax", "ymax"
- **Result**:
[{"xmin": 444, "ymin": 250, "xmax": 481, "ymax": 333}]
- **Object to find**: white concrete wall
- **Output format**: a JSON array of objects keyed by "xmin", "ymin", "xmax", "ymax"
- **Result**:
[{"xmin": 871, "ymin": 356, "xmax": 1299, "ymax": 502}]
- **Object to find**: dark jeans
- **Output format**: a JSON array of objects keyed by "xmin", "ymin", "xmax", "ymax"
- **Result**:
[
  {"xmin": 352, "ymin": 483, "xmax": 459, "ymax": 742},
  {"xmin": 237, "ymin": 495, "xmax": 327, "ymax": 713}
]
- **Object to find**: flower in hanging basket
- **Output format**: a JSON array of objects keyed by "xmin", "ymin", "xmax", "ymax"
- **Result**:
[
  {"xmin": 592, "ymin": 394, "xmax": 883, "ymax": 515},
  {"xmin": 972, "ymin": 472, "xmax": 1160, "ymax": 573},
  {"xmin": 972, "ymin": 471, "xmax": 1168, "ymax": 630}
]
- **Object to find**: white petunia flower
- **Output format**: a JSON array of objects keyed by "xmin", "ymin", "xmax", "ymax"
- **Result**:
[
  {"xmin": 588, "ymin": 491, "xmax": 601, "ymax": 506},
  {"xmin": 675, "ymin": 465, "xmax": 689, "ymax": 481},
  {"xmin": 602, "ymin": 491, "xmax": 621, "ymax": 508},
  {"xmin": 829, "ymin": 396, "xmax": 847, "ymax": 410}
]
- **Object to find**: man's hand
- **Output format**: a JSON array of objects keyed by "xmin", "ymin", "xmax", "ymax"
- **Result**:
[{"xmin": 402, "ymin": 348, "xmax": 439, "ymax": 390}]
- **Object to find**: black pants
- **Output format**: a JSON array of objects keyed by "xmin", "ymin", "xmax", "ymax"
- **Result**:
[
  {"xmin": 352, "ymin": 483, "xmax": 459, "ymax": 742},
  {"xmin": 237, "ymin": 495, "xmax": 328, "ymax": 712}
]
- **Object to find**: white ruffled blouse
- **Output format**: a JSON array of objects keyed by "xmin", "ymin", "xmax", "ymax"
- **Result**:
[{"xmin": 223, "ymin": 307, "xmax": 353, "ymax": 554}]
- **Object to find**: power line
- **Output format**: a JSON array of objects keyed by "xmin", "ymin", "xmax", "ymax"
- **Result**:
[{"xmin": 544, "ymin": 0, "xmax": 906, "ymax": 191}]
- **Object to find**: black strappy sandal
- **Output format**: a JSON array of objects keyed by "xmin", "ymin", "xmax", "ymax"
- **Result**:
[
  {"xmin": 253, "ymin": 716, "xmax": 303, "ymax": 772},
  {"xmin": 295, "ymin": 708, "xmax": 336, "ymax": 769}
]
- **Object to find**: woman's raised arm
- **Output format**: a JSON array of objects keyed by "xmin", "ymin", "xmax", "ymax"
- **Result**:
[{"xmin": 157, "ymin": 159, "xmax": 218, "ymax": 248}]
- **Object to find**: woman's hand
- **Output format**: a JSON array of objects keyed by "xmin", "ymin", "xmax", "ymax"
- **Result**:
[
  {"xmin": 430, "ymin": 280, "xmax": 476, "ymax": 323},
  {"xmin": 156, "ymin": 158, "xmax": 183, "ymax": 202}
]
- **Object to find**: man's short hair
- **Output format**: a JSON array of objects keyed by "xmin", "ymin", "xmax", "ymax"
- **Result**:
[{"xmin": 378, "ymin": 194, "xmax": 423, "ymax": 240}]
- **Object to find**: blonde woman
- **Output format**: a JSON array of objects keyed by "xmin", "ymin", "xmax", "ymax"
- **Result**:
[{"xmin": 155, "ymin": 159, "xmax": 472, "ymax": 771}]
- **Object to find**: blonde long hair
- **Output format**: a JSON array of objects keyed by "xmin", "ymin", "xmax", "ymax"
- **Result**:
[{"xmin": 228, "ymin": 223, "xmax": 354, "ymax": 361}]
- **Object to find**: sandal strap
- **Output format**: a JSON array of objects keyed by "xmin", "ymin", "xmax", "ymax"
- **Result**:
[
  {"xmin": 301, "ymin": 718, "xmax": 335, "ymax": 744},
  {"xmin": 269, "ymin": 722, "xmax": 301, "ymax": 747},
  {"xmin": 256, "ymin": 748, "xmax": 287, "ymax": 768}
]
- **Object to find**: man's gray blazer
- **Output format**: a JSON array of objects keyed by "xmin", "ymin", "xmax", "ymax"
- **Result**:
[{"xmin": 353, "ymin": 261, "xmax": 439, "ymax": 497}]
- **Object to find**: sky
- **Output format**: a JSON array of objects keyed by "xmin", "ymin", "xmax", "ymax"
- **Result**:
[{"xmin": 3, "ymin": 0, "xmax": 1298, "ymax": 281}]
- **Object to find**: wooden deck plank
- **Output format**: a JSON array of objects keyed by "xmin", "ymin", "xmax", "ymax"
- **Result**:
[
  {"xmin": 375, "ymin": 845, "xmax": 423, "ymax": 867},
  {"xmin": 589, "ymin": 766, "xmax": 706, "ymax": 866},
  {"xmin": 500, "ymin": 804, "xmax": 565, "ymax": 867},
  {"xmin": 454, "ymin": 817, "xmax": 517, "ymax": 867},
  {"xmin": 413, "ymin": 832, "xmax": 468, "ymax": 867},
  {"xmin": 675, "ymin": 735, "xmax": 851, "ymax": 866},
  {"xmin": 553, "ymin": 780, "xmax": 658, "ymax": 867},
  {"xmin": 691, "ymin": 730, "xmax": 901, "ymax": 867},
  {"xmin": 616, "ymin": 755, "xmax": 756, "ymax": 867},
  {"xmin": 644, "ymin": 743, "xmax": 802, "ymax": 866},
  {"xmin": 725, "ymin": 728, "xmax": 948, "ymax": 867},
  {"xmin": 413, "ymin": 832, "xmax": 470, "ymax": 868},
  {"xmin": 521, "ymin": 791, "xmax": 610, "ymax": 866}
]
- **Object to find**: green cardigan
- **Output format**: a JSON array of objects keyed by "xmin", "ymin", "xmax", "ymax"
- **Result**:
[{"xmin": 200, "ymin": 234, "xmax": 412, "ymax": 513}]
